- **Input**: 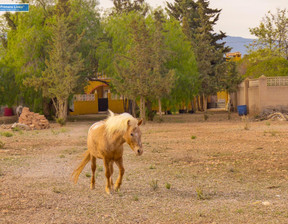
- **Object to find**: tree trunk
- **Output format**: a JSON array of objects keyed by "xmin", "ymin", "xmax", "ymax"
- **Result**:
[
  {"xmin": 203, "ymin": 94, "xmax": 207, "ymax": 112},
  {"xmin": 200, "ymin": 95, "xmax": 204, "ymax": 111},
  {"xmin": 57, "ymin": 98, "xmax": 68, "ymax": 123},
  {"xmin": 158, "ymin": 98, "xmax": 162, "ymax": 118},
  {"xmin": 131, "ymin": 99, "xmax": 136, "ymax": 117},
  {"xmin": 196, "ymin": 95, "xmax": 200, "ymax": 111},
  {"xmin": 140, "ymin": 96, "xmax": 146, "ymax": 124}
]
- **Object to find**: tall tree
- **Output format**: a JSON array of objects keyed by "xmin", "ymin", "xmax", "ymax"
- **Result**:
[
  {"xmin": 249, "ymin": 8, "xmax": 288, "ymax": 60},
  {"xmin": 25, "ymin": 13, "xmax": 84, "ymax": 123},
  {"xmin": 166, "ymin": 0, "xmax": 230, "ymax": 111},
  {"xmin": 112, "ymin": 0, "xmax": 149, "ymax": 15}
]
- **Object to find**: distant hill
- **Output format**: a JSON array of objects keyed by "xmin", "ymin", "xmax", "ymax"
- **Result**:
[{"xmin": 222, "ymin": 36, "xmax": 256, "ymax": 56}]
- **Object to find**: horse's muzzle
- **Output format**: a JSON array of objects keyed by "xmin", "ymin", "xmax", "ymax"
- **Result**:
[{"xmin": 136, "ymin": 148, "xmax": 143, "ymax": 156}]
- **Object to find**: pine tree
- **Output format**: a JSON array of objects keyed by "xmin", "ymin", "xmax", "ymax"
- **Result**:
[{"xmin": 166, "ymin": 0, "xmax": 231, "ymax": 111}]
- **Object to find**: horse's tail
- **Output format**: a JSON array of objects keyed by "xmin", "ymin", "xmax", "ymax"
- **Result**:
[{"xmin": 72, "ymin": 150, "xmax": 90, "ymax": 184}]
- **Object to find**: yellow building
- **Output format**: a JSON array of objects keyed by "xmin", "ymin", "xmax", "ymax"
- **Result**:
[{"xmin": 70, "ymin": 74, "xmax": 126, "ymax": 115}]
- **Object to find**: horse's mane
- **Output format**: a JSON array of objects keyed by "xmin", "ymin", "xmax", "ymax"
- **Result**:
[{"xmin": 105, "ymin": 110, "xmax": 138, "ymax": 138}]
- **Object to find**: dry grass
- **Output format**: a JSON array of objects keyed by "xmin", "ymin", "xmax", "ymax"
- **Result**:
[{"xmin": 0, "ymin": 112, "xmax": 288, "ymax": 223}]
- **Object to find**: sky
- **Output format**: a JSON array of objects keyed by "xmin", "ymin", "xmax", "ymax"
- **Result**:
[{"xmin": 98, "ymin": 0, "xmax": 288, "ymax": 39}]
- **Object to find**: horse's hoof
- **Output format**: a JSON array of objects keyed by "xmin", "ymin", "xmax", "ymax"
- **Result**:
[
  {"xmin": 90, "ymin": 184, "xmax": 95, "ymax": 190},
  {"xmin": 105, "ymin": 187, "xmax": 111, "ymax": 194}
]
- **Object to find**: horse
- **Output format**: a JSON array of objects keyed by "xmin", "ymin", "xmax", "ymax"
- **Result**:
[{"xmin": 72, "ymin": 110, "xmax": 143, "ymax": 194}]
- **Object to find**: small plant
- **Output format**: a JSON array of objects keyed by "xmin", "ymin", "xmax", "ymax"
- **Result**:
[
  {"xmin": 56, "ymin": 118, "xmax": 66, "ymax": 126},
  {"xmin": 150, "ymin": 179, "xmax": 158, "ymax": 191},
  {"xmin": 191, "ymin": 135, "xmax": 196, "ymax": 140},
  {"xmin": 266, "ymin": 121, "xmax": 270, "ymax": 126},
  {"xmin": 97, "ymin": 165, "xmax": 103, "ymax": 172},
  {"xmin": 149, "ymin": 164, "xmax": 156, "ymax": 169},
  {"xmin": 85, "ymin": 173, "xmax": 91, "ymax": 178},
  {"xmin": 12, "ymin": 126, "xmax": 21, "ymax": 132},
  {"xmin": 0, "ymin": 140, "xmax": 5, "ymax": 149},
  {"xmin": 228, "ymin": 112, "xmax": 231, "ymax": 120},
  {"xmin": 244, "ymin": 122, "xmax": 250, "ymax": 130},
  {"xmin": 59, "ymin": 155, "xmax": 65, "ymax": 158},
  {"xmin": 204, "ymin": 113, "xmax": 209, "ymax": 121},
  {"xmin": 133, "ymin": 195, "xmax": 139, "ymax": 201},
  {"xmin": 165, "ymin": 182, "xmax": 171, "ymax": 189},
  {"xmin": 0, "ymin": 132, "xmax": 13, "ymax": 137},
  {"xmin": 196, "ymin": 187, "xmax": 205, "ymax": 200},
  {"xmin": 0, "ymin": 168, "xmax": 4, "ymax": 176},
  {"xmin": 52, "ymin": 187, "xmax": 61, "ymax": 194}
]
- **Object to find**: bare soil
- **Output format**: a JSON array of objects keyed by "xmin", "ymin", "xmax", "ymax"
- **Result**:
[{"xmin": 1, "ymin": 112, "xmax": 288, "ymax": 224}]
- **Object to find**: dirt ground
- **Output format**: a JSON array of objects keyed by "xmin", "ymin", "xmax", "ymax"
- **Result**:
[{"xmin": 1, "ymin": 112, "xmax": 288, "ymax": 224}]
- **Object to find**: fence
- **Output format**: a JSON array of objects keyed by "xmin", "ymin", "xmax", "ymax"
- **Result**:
[{"xmin": 237, "ymin": 76, "xmax": 288, "ymax": 114}]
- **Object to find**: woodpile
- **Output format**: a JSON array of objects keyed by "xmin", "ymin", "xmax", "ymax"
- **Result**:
[
  {"xmin": 256, "ymin": 111, "xmax": 288, "ymax": 121},
  {"xmin": 19, "ymin": 107, "xmax": 50, "ymax": 130}
]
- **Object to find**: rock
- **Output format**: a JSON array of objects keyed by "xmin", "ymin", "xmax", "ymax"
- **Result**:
[{"xmin": 18, "ymin": 107, "xmax": 50, "ymax": 130}]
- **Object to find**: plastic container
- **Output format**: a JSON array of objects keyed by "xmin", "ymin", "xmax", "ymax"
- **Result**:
[
  {"xmin": 237, "ymin": 105, "xmax": 247, "ymax": 116},
  {"xmin": 4, "ymin": 107, "xmax": 14, "ymax": 116}
]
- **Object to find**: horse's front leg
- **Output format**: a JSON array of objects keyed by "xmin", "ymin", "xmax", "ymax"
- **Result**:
[
  {"xmin": 114, "ymin": 157, "xmax": 125, "ymax": 191},
  {"xmin": 104, "ymin": 159, "xmax": 112, "ymax": 194},
  {"xmin": 109, "ymin": 161, "xmax": 114, "ymax": 187}
]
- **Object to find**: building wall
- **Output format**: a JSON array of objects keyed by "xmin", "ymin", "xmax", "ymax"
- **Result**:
[
  {"xmin": 237, "ymin": 76, "xmax": 288, "ymax": 114},
  {"xmin": 70, "ymin": 94, "xmax": 98, "ymax": 115}
]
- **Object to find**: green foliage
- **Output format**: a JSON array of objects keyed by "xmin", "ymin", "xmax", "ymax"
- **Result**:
[
  {"xmin": 167, "ymin": 0, "xmax": 230, "ymax": 100},
  {"xmin": 165, "ymin": 182, "xmax": 171, "ymax": 189},
  {"xmin": 0, "ymin": 140, "xmax": 5, "ymax": 149},
  {"xmin": 238, "ymin": 48, "xmax": 288, "ymax": 78},
  {"xmin": 249, "ymin": 9, "xmax": 288, "ymax": 60},
  {"xmin": 150, "ymin": 179, "xmax": 159, "ymax": 191},
  {"xmin": 0, "ymin": 132, "xmax": 13, "ymax": 137},
  {"xmin": 191, "ymin": 135, "xmax": 197, "ymax": 139}
]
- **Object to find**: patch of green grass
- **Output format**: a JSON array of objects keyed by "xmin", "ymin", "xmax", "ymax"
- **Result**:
[
  {"xmin": 0, "ymin": 140, "xmax": 5, "ymax": 149},
  {"xmin": 12, "ymin": 126, "xmax": 21, "ymax": 132},
  {"xmin": 165, "ymin": 182, "xmax": 171, "ymax": 189},
  {"xmin": 264, "ymin": 130, "xmax": 278, "ymax": 136},
  {"xmin": 149, "ymin": 164, "xmax": 156, "ymax": 169},
  {"xmin": 150, "ymin": 179, "xmax": 159, "ymax": 191},
  {"xmin": 59, "ymin": 155, "xmax": 65, "ymax": 158},
  {"xmin": 191, "ymin": 135, "xmax": 197, "ymax": 140},
  {"xmin": 133, "ymin": 195, "xmax": 139, "ymax": 201},
  {"xmin": 0, "ymin": 167, "xmax": 4, "ymax": 176},
  {"xmin": 235, "ymin": 209, "xmax": 244, "ymax": 214},
  {"xmin": 196, "ymin": 187, "xmax": 205, "ymax": 200},
  {"xmin": 85, "ymin": 173, "xmax": 91, "ymax": 178},
  {"xmin": 52, "ymin": 187, "xmax": 61, "ymax": 194},
  {"xmin": 266, "ymin": 121, "xmax": 271, "ymax": 126},
  {"xmin": 97, "ymin": 165, "xmax": 103, "ymax": 172},
  {"xmin": 51, "ymin": 128, "xmax": 68, "ymax": 135},
  {"xmin": 0, "ymin": 132, "xmax": 13, "ymax": 137}
]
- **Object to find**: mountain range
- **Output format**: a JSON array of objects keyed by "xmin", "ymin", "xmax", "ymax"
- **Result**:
[{"xmin": 222, "ymin": 36, "xmax": 255, "ymax": 56}]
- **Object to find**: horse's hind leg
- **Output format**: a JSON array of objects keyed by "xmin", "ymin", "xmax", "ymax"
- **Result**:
[{"xmin": 90, "ymin": 156, "xmax": 96, "ymax": 190}]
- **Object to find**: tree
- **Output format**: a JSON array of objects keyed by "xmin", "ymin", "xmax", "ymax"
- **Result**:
[
  {"xmin": 249, "ymin": 8, "xmax": 288, "ymax": 60},
  {"xmin": 166, "ymin": 0, "xmax": 230, "ymax": 111},
  {"xmin": 25, "ymin": 16, "xmax": 84, "ymax": 123},
  {"xmin": 238, "ymin": 48, "xmax": 288, "ymax": 78},
  {"xmin": 111, "ymin": 0, "xmax": 149, "ymax": 16}
]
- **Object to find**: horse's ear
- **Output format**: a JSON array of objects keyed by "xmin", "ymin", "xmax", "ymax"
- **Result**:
[
  {"xmin": 127, "ymin": 120, "xmax": 131, "ymax": 127},
  {"xmin": 138, "ymin": 119, "xmax": 143, "ymax": 126}
]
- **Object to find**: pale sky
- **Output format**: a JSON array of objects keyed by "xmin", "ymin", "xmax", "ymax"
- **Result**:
[{"xmin": 98, "ymin": 0, "xmax": 288, "ymax": 39}]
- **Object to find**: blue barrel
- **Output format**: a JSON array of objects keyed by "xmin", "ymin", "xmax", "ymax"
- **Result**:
[{"xmin": 237, "ymin": 105, "xmax": 247, "ymax": 116}]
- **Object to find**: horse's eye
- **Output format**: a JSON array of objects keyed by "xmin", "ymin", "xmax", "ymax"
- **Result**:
[{"xmin": 130, "ymin": 133, "xmax": 134, "ymax": 136}]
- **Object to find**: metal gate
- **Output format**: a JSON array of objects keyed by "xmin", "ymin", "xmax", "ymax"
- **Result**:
[{"xmin": 98, "ymin": 98, "xmax": 108, "ymax": 112}]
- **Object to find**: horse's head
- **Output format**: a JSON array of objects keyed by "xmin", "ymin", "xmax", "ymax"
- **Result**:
[{"xmin": 124, "ymin": 119, "xmax": 143, "ymax": 156}]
